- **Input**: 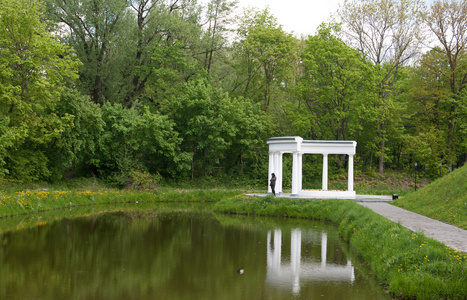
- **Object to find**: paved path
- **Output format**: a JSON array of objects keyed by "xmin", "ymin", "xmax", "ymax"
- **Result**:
[
  {"xmin": 246, "ymin": 193, "xmax": 393, "ymax": 202},
  {"xmin": 360, "ymin": 202, "xmax": 467, "ymax": 252}
]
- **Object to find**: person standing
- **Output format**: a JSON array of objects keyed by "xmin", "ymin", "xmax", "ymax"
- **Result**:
[{"xmin": 270, "ymin": 173, "xmax": 276, "ymax": 196}]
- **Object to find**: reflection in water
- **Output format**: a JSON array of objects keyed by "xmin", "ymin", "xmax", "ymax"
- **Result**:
[
  {"xmin": 267, "ymin": 229, "xmax": 355, "ymax": 296},
  {"xmin": 0, "ymin": 208, "xmax": 390, "ymax": 300}
]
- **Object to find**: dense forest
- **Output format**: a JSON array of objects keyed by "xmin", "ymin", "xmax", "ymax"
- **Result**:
[{"xmin": 1, "ymin": 0, "xmax": 467, "ymax": 186}]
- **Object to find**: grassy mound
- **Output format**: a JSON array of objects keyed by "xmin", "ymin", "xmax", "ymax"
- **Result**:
[{"xmin": 392, "ymin": 164, "xmax": 467, "ymax": 230}]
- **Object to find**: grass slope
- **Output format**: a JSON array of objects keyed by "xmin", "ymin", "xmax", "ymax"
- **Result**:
[
  {"xmin": 0, "ymin": 185, "xmax": 240, "ymax": 218},
  {"xmin": 392, "ymin": 164, "xmax": 467, "ymax": 230}
]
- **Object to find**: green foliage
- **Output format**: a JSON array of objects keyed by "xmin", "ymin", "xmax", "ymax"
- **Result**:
[
  {"xmin": 45, "ymin": 0, "xmax": 131, "ymax": 104},
  {"xmin": 163, "ymin": 79, "xmax": 266, "ymax": 178},
  {"xmin": 397, "ymin": 50, "xmax": 457, "ymax": 174},
  {"xmin": 338, "ymin": 0, "xmax": 425, "ymax": 173},
  {"xmin": 144, "ymin": 42, "xmax": 194, "ymax": 102},
  {"xmin": 424, "ymin": 0, "xmax": 467, "ymax": 164},
  {"xmin": 4, "ymin": 0, "xmax": 467, "ymax": 184},
  {"xmin": 0, "ymin": 0, "xmax": 80, "ymax": 180},
  {"xmin": 96, "ymin": 103, "xmax": 183, "ymax": 180},
  {"xmin": 299, "ymin": 23, "xmax": 376, "ymax": 141},
  {"xmin": 200, "ymin": 0, "xmax": 238, "ymax": 74},
  {"xmin": 111, "ymin": 169, "xmax": 160, "ymax": 190},
  {"xmin": 231, "ymin": 8, "xmax": 297, "ymax": 108},
  {"xmin": 221, "ymin": 97, "xmax": 267, "ymax": 177},
  {"xmin": 46, "ymin": 89, "xmax": 104, "ymax": 179},
  {"xmin": 45, "ymin": 0, "xmax": 205, "ymax": 105},
  {"xmin": 5, "ymin": 149, "xmax": 51, "ymax": 182}
]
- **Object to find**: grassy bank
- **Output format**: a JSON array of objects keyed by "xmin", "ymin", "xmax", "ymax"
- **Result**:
[
  {"xmin": 214, "ymin": 195, "xmax": 467, "ymax": 300},
  {"xmin": 392, "ymin": 164, "xmax": 467, "ymax": 230},
  {"xmin": 0, "ymin": 181, "xmax": 240, "ymax": 218}
]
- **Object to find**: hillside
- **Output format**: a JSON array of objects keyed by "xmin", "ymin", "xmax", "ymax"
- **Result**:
[{"xmin": 392, "ymin": 164, "xmax": 467, "ymax": 230}]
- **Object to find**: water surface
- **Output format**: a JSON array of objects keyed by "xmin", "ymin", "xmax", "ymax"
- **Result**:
[{"xmin": 0, "ymin": 205, "xmax": 390, "ymax": 299}]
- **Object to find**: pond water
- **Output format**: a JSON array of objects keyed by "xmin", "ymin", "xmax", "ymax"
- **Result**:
[{"xmin": 0, "ymin": 204, "xmax": 391, "ymax": 299}]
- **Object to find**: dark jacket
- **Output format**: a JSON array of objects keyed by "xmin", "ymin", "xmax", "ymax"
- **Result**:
[{"xmin": 270, "ymin": 175, "xmax": 276, "ymax": 186}]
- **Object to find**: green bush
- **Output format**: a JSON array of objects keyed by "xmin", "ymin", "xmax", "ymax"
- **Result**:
[
  {"xmin": 109, "ymin": 169, "xmax": 160, "ymax": 190},
  {"xmin": 6, "ymin": 149, "xmax": 51, "ymax": 182}
]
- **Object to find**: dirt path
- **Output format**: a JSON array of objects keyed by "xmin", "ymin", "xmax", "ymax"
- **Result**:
[{"xmin": 360, "ymin": 202, "xmax": 467, "ymax": 252}]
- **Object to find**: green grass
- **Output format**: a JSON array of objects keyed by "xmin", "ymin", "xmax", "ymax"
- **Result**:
[
  {"xmin": 392, "ymin": 164, "xmax": 467, "ymax": 230},
  {"xmin": 0, "ymin": 180, "xmax": 241, "ymax": 218},
  {"xmin": 214, "ymin": 195, "xmax": 467, "ymax": 299},
  {"xmin": 353, "ymin": 169, "xmax": 429, "ymax": 196}
]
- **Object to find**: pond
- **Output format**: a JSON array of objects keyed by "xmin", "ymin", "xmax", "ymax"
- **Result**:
[{"xmin": 0, "ymin": 204, "xmax": 391, "ymax": 299}]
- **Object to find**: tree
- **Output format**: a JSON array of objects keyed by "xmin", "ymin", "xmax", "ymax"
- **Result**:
[
  {"xmin": 46, "ymin": 0, "xmax": 130, "ymax": 104},
  {"xmin": 338, "ymin": 0, "xmax": 425, "ymax": 173},
  {"xmin": 163, "ymin": 79, "xmax": 265, "ymax": 179},
  {"xmin": 250, "ymin": 24, "xmax": 297, "ymax": 108},
  {"xmin": 425, "ymin": 0, "xmax": 467, "ymax": 163},
  {"xmin": 231, "ymin": 8, "xmax": 297, "ymax": 109},
  {"xmin": 299, "ymin": 23, "xmax": 376, "ymax": 142},
  {"xmin": 0, "ymin": 0, "xmax": 80, "ymax": 179},
  {"xmin": 164, "ymin": 80, "xmax": 230, "ymax": 178},
  {"xmin": 95, "ymin": 103, "xmax": 183, "ymax": 180},
  {"xmin": 46, "ymin": 0, "xmax": 203, "ymax": 106},
  {"xmin": 201, "ymin": 0, "xmax": 237, "ymax": 74},
  {"xmin": 221, "ymin": 98, "xmax": 266, "ymax": 177},
  {"xmin": 125, "ymin": 0, "xmax": 201, "ymax": 104},
  {"xmin": 49, "ymin": 89, "xmax": 105, "ymax": 179}
]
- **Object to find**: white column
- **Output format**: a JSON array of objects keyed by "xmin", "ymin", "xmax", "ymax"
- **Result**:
[
  {"xmin": 273, "ymin": 229, "xmax": 282, "ymax": 270},
  {"xmin": 348, "ymin": 154, "xmax": 354, "ymax": 192},
  {"xmin": 268, "ymin": 152, "xmax": 274, "ymax": 194},
  {"xmin": 267, "ymin": 230, "xmax": 282, "ymax": 271},
  {"xmin": 321, "ymin": 232, "xmax": 327, "ymax": 268},
  {"xmin": 322, "ymin": 154, "xmax": 328, "ymax": 191},
  {"xmin": 291, "ymin": 229, "xmax": 301, "ymax": 273},
  {"xmin": 291, "ymin": 229, "xmax": 301, "ymax": 295},
  {"xmin": 291, "ymin": 152, "xmax": 299, "ymax": 195},
  {"xmin": 277, "ymin": 152, "xmax": 283, "ymax": 194},
  {"xmin": 298, "ymin": 153, "xmax": 303, "ymax": 191}
]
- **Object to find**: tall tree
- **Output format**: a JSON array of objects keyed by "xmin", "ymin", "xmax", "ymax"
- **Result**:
[
  {"xmin": 338, "ymin": 0, "xmax": 425, "ymax": 173},
  {"xmin": 404, "ymin": 49, "xmax": 451, "ymax": 141},
  {"xmin": 425, "ymin": 0, "xmax": 467, "ymax": 163},
  {"xmin": 201, "ymin": 0, "xmax": 237, "ymax": 74},
  {"xmin": 46, "ymin": 0, "xmax": 130, "ymax": 104},
  {"xmin": 165, "ymin": 79, "xmax": 236, "ymax": 178},
  {"xmin": 299, "ymin": 23, "xmax": 376, "ymax": 142},
  {"xmin": 0, "ymin": 0, "xmax": 80, "ymax": 179},
  {"xmin": 232, "ymin": 8, "xmax": 297, "ymax": 108},
  {"xmin": 125, "ymin": 0, "xmax": 200, "ymax": 104},
  {"xmin": 46, "ymin": 0, "xmax": 202, "ymax": 106}
]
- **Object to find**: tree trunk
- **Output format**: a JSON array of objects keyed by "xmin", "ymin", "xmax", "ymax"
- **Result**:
[
  {"xmin": 378, "ymin": 141, "xmax": 384, "ymax": 174},
  {"xmin": 378, "ymin": 122, "xmax": 385, "ymax": 174}
]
